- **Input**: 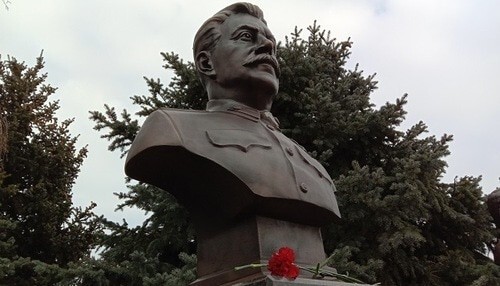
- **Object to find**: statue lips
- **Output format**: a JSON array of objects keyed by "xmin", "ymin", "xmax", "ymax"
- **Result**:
[{"xmin": 244, "ymin": 55, "xmax": 280, "ymax": 77}]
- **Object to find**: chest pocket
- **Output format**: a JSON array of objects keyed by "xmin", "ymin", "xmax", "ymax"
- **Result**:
[
  {"xmin": 295, "ymin": 146, "xmax": 334, "ymax": 186},
  {"xmin": 206, "ymin": 129, "xmax": 272, "ymax": 153}
]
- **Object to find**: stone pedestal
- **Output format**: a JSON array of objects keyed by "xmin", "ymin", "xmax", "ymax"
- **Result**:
[
  {"xmin": 233, "ymin": 275, "xmax": 371, "ymax": 286},
  {"xmin": 191, "ymin": 216, "xmax": 327, "ymax": 286}
]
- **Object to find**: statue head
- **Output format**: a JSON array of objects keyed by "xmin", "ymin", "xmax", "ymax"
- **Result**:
[{"xmin": 193, "ymin": 2, "xmax": 280, "ymax": 111}]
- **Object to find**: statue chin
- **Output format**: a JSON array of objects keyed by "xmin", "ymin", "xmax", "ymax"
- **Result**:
[
  {"xmin": 241, "ymin": 75, "xmax": 279, "ymax": 109},
  {"xmin": 252, "ymin": 70, "xmax": 279, "ymax": 95}
]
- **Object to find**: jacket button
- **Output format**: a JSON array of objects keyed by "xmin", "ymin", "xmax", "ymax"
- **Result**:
[
  {"xmin": 286, "ymin": 147, "xmax": 294, "ymax": 156},
  {"xmin": 300, "ymin": 183, "xmax": 309, "ymax": 193}
]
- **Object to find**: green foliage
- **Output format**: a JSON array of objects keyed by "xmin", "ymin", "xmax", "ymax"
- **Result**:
[
  {"xmin": 88, "ymin": 52, "xmax": 200, "ymax": 284},
  {"xmin": 91, "ymin": 22, "xmax": 499, "ymax": 285},
  {"xmin": 73, "ymin": 250, "xmax": 196, "ymax": 285},
  {"xmin": 0, "ymin": 54, "xmax": 101, "ymax": 284},
  {"xmin": 90, "ymin": 105, "xmax": 140, "ymax": 158}
]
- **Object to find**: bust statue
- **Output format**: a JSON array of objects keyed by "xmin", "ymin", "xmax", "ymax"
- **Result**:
[{"xmin": 125, "ymin": 2, "xmax": 341, "ymax": 285}]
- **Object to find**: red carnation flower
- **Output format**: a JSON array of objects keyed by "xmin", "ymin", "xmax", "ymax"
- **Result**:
[{"xmin": 267, "ymin": 247, "xmax": 299, "ymax": 279}]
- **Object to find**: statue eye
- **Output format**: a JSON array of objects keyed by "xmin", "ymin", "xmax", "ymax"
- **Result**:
[{"xmin": 239, "ymin": 31, "xmax": 253, "ymax": 41}]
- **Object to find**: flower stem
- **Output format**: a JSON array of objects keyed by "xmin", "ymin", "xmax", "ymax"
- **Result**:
[
  {"xmin": 319, "ymin": 252, "xmax": 336, "ymax": 268},
  {"xmin": 234, "ymin": 263, "xmax": 266, "ymax": 271},
  {"xmin": 312, "ymin": 263, "xmax": 321, "ymax": 279},
  {"xmin": 298, "ymin": 265, "xmax": 368, "ymax": 284}
]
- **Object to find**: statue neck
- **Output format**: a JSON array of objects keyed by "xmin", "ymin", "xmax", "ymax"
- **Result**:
[{"xmin": 206, "ymin": 84, "xmax": 273, "ymax": 111}]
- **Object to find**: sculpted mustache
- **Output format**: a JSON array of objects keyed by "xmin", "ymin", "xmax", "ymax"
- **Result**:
[{"xmin": 243, "ymin": 55, "xmax": 281, "ymax": 77}]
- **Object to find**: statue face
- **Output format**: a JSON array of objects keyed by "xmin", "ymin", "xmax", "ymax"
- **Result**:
[{"xmin": 210, "ymin": 13, "xmax": 279, "ymax": 104}]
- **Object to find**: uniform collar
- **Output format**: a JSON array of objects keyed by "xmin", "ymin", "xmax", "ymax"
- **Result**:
[{"xmin": 206, "ymin": 99, "xmax": 280, "ymax": 130}]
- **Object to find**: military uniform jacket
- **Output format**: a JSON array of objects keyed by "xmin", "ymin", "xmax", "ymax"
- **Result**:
[{"xmin": 125, "ymin": 100, "xmax": 340, "ymax": 226}]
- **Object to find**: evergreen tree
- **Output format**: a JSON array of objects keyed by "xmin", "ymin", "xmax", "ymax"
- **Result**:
[
  {"xmin": 0, "ymin": 54, "xmax": 101, "ymax": 285},
  {"xmin": 91, "ymin": 23, "xmax": 499, "ymax": 285}
]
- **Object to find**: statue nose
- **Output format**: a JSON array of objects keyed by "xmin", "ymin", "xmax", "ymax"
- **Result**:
[{"xmin": 256, "ymin": 36, "xmax": 274, "ymax": 55}]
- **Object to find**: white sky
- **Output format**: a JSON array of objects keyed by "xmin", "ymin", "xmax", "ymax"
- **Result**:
[{"xmin": 1, "ymin": 0, "xmax": 499, "ymax": 226}]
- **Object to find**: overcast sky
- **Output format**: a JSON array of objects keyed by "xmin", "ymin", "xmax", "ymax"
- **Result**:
[{"xmin": 1, "ymin": 0, "xmax": 499, "ymax": 226}]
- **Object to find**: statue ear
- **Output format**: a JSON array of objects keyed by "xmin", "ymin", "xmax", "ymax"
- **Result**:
[{"xmin": 196, "ymin": 51, "xmax": 216, "ymax": 77}]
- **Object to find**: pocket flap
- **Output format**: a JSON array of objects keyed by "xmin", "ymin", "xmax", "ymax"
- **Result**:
[{"xmin": 206, "ymin": 129, "xmax": 272, "ymax": 152}]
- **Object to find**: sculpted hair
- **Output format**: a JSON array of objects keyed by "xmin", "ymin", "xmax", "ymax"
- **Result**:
[{"xmin": 193, "ymin": 2, "xmax": 266, "ymax": 86}]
